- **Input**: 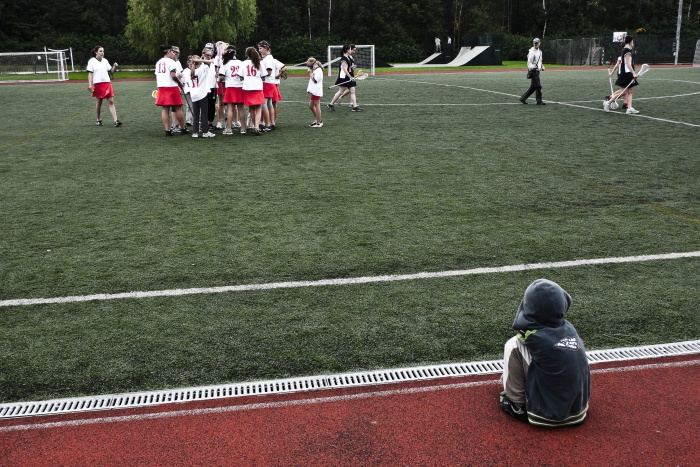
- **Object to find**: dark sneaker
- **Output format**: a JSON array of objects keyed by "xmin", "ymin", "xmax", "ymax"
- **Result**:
[
  {"xmin": 165, "ymin": 130, "xmax": 174, "ymax": 136},
  {"xmin": 351, "ymin": 106, "xmax": 363, "ymax": 112},
  {"xmin": 499, "ymin": 391, "xmax": 528, "ymax": 423},
  {"xmin": 327, "ymin": 103, "xmax": 335, "ymax": 112},
  {"xmin": 536, "ymin": 101, "xmax": 546, "ymax": 105},
  {"xmin": 114, "ymin": 120, "xmax": 122, "ymax": 127},
  {"xmin": 519, "ymin": 97, "xmax": 528, "ymax": 104},
  {"xmin": 180, "ymin": 128, "xmax": 190, "ymax": 135},
  {"xmin": 96, "ymin": 120, "xmax": 103, "ymax": 126}
]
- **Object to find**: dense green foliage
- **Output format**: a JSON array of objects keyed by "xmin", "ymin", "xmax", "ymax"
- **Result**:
[
  {"xmin": 0, "ymin": 0, "xmax": 698, "ymax": 63},
  {"xmin": 0, "ymin": 69, "xmax": 699, "ymax": 402}
]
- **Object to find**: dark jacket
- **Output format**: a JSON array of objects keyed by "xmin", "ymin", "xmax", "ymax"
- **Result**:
[{"xmin": 513, "ymin": 279, "xmax": 591, "ymax": 426}]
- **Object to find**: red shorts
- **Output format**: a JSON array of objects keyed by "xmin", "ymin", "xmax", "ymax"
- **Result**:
[
  {"xmin": 155, "ymin": 86, "xmax": 183, "ymax": 107},
  {"xmin": 272, "ymin": 84, "xmax": 282, "ymax": 103},
  {"xmin": 309, "ymin": 94, "xmax": 321, "ymax": 101},
  {"xmin": 224, "ymin": 87, "xmax": 244, "ymax": 104},
  {"xmin": 263, "ymin": 82, "xmax": 276, "ymax": 99},
  {"xmin": 92, "ymin": 82, "xmax": 114, "ymax": 99},
  {"xmin": 243, "ymin": 89, "xmax": 265, "ymax": 107},
  {"xmin": 217, "ymin": 81, "xmax": 225, "ymax": 96}
]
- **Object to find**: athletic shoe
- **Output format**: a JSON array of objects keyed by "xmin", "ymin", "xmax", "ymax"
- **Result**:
[
  {"xmin": 233, "ymin": 122, "xmax": 241, "ymax": 129},
  {"xmin": 309, "ymin": 121, "xmax": 318, "ymax": 127},
  {"xmin": 536, "ymin": 101, "xmax": 546, "ymax": 105},
  {"xmin": 114, "ymin": 120, "xmax": 122, "ymax": 127},
  {"xmin": 180, "ymin": 128, "xmax": 190, "ymax": 135},
  {"xmin": 311, "ymin": 122, "xmax": 323, "ymax": 128},
  {"xmin": 626, "ymin": 107, "xmax": 639, "ymax": 114},
  {"xmin": 222, "ymin": 128, "xmax": 233, "ymax": 135},
  {"xmin": 327, "ymin": 103, "xmax": 335, "ymax": 112},
  {"xmin": 96, "ymin": 120, "xmax": 103, "ymax": 126},
  {"xmin": 165, "ymin": 130, "xmax": 174, "ymax": 136},
  {"xmin": 186, "ymin": 120, "xmax": 192, "ymax": 126},
  {"xmin": 208, "ymin": 124, "xmax": 216, "ymax": 132},
  {"xmin": 172, "ymin": 125, "xmax": 182, "ymax": 133},
  {"xmin": 216, "ymin": 121, "xmax": 223, "ymax": 129},
  {"xmin": 519, "ymin": 97, "xmax": 527, "ymax": 104},
  {"xmin": 240, "ymin": 128, "xmax": 246, "ymax": 135},
  {"xmin": 499, "ymin": 391, "xmax": 528, "ymax": 423},
  {"xmin": 351, "ymin": 106, "xmax": 363, "ymax": 112},
  {"xmin": 263, "ymin": 126, "xmax": 272, "ymax": 132},
  {"xmin": 270, "ymin": 124, "xmax": 276, "ymax": 130},
  {"xmin": 192, "ymin": 133, "xmax": 199, "ymax": 138},
  {"xmin": 603, "ymin": 100, "xmax": 610, "ymax": 112},
  {"xmin": 202, "ymin": 132, "xmax": 216, "ymax": 138}
]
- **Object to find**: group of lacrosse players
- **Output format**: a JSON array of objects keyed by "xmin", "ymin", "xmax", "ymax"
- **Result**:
[{"xmin": 152, "ymin": 40, "xmax": 287, "ymax": 137}]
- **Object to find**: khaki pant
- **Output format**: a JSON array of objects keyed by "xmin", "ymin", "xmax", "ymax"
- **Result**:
[{"xmin": 501, "ymin": 335, "xmax": 532, "ymax": 406}]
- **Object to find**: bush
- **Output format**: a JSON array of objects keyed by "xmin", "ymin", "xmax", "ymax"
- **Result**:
[
  {"xmin": 503, "ymin": 35, "xmax": 533, "ymax": 61},
  {"xmin": 376, "ymin": 43, "xmax": 423, "ymax": 64}
]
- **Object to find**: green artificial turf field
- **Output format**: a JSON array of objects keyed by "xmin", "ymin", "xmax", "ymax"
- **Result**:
[{"xmin": 0, "ymin": 67, "xmax": 698, "ymax": 402}]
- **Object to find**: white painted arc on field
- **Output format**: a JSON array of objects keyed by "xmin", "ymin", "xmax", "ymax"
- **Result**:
[
  {"xmin": 1, "ymin": 359, "xmax": 698, "ymax": 432},
  {"xmin": 1, "ymin": 251, "xmax": 699, "ymax": 308}
]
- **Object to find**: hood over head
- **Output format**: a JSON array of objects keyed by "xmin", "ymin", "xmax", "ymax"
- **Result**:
[{"xmin": 513, "ymin": 279, "xmax": 572, "ymax": 330}]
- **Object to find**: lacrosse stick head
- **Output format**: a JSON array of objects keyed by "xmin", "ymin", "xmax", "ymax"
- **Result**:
[
  {"xmin": 610, "ymin": 101, "xmax": 619, "ymax": 110},
  {"xmin": 354, "ymin": 69, "xmax": 368, "ymax": 80},
  {"xmin": 638, "ymin": 63, "xmax": 650, "ymax": 76},
  {"xmin": 151, "ymin": 90, "xmax": 159, "ymax": 99}
]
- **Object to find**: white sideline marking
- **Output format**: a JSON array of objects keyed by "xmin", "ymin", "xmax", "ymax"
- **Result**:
[
  {"xmin": 2, "ymin": 358, "xmax": 698, "ymax": 432},
  {"xmin": 2, "ymin": 251, "xmax": 700, "ymax": 308}
]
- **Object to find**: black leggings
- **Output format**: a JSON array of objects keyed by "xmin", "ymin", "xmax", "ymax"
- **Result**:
[
  {"xmin": 192, "ymin": 96, "xmax": 209, "ymax": 135},
  {"xmin": 207, "ymin": 88, "xmax": 216, "ymax": 123}
]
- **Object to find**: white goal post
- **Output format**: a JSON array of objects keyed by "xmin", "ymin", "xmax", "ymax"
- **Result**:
[
  {"xmin": 694, "ymin": 39, "xmax": 700, "ymax": 68},
  {"xmin": 0, "ymin": 50, "xmax": 68, "ymax": 82},
  {"xmin": 326, "ymin": 45, "xmax": 375, "ymax": 77}
]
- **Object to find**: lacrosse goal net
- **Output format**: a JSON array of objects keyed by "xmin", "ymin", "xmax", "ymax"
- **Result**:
[
  {"xmin": 0, "ymin": 50, "xmax": 69, "ymax": 82},
  {"xmin": 694, "ymin": 39, "xmax": 700, "ymax": 67},
  {"xmin": 326, "ymin": 45, "xmax": 375, "ymax": 77}
]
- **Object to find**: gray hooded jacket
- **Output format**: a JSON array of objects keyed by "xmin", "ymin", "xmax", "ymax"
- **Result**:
[{"xmin": 513, "ymin": 279, "xmax": 591, "ymax": 426}]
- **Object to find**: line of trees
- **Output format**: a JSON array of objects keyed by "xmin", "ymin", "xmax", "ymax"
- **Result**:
[{"xmin": 1, "ymin": 0, "xmax": 698, "ymax": 64}]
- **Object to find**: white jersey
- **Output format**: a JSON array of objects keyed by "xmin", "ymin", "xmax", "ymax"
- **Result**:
[
  {"xmin": 237, "ymin": 60, "xmax": 265, "ymax": 91},
  {"xmin": 307, "ymin": 67, "xmax": 323, "ymax": 97},
  {"xmin": 220, "ymin": 59, "xmax": 243, "ymax": 88},
  {"xmin": 261, "ymin": 54, "xmax": 275, "ymax": 83},
  {"xmin": 181, "ymin": 67, "xmax": 192, "ymax": 93},
  {"xmin": 273, "ymin": 58, "xmax": 285, "ymax": 85},
  {"xmin": 155, "ymin": 57, "xmax": 179, "ymax": 88},
  {"xmin": 86, "ymin": 57, "xmax": 112, "ymax": 84},
  {"xmin": 189, "ymin": 64, "xmax": 210, "ymax": 102}
]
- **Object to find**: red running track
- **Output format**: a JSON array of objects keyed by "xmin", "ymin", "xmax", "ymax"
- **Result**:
[{"xmin": 1, "ymin": 355, "xmax": 699, "ymax": 465}]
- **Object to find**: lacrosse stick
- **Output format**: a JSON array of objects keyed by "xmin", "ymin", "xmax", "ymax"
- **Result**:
[
  {"xmin": 609, "ymin": 64, "xmax": 650, "ymax": 104},
  {"xmin": 607, "ymin": 69, "xmax": 619, "ymax": 110},
  {"xmin": 328, "ymin": 70, "xmax": 369, "ymax": 89},
  {"xmin": 151, "ymin": 90, "xmax": 159, "ymax": 98}
]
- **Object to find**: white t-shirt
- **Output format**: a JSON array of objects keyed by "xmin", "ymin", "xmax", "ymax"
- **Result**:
[
  {"xmin": 207, "ymin": 61, "xmax": 218, "ymax": 89},
  {"xmin": 155, "ymin": 57, "xmax": 179, "ymax": 88},
  {"xmin": 181, "ymin": 67, "xmax": 192, "ymax": 93},
  {"xmin": 189, "ymin": 64, "xmax": 210, "ymax": 102},
  {"xmin": 261, "ymin": 54, "xmax": 275, "ymax": 83},
  {"xmin": 273, "ymin": 59, "xmax": 285, "ymax": 85},
  {"xmin": 220, "ymin": 59, "xmax": 243, "ymax": 88},
  {"xmin": 86, "ymin": 57, "xmax": 112, "ymax": 84},
  {"xmin": 307, "ymin": 67, "xmax": 323, "ymax": 97},
  {"xmin": 237, "ymin": 60, "xmax": 265, "ymax": 91}
]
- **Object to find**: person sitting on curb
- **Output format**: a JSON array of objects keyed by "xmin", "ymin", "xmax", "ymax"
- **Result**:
[{"xmin": 499, "ymin": 279, "xmax": 591, "ymax": 427}]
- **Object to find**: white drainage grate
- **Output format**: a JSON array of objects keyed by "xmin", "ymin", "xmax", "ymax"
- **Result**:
[{"xmin": 1, "ymin": 340, "xmax": 698, "ymax": 420}]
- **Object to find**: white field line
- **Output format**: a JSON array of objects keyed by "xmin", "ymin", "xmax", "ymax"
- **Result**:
[
  {"xmin": 2, "ymin": 358, "xmax": 698, "ymax": 432},
  {"xmin": 373, "ymin": 75, "xmax": 700, "ymax": 128},
  {"xmin": 2, "ymin": 251, "xmax": 700, "ymax": 308}
]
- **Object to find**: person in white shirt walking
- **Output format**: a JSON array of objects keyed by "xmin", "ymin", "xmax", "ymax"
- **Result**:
[
  {"xmin": 86, "ymin": 45, "xmax": 121, "ymax": 127},
  {"xmin": 519, "ymin": 38, "xmax": 546, "ymax": 105}
]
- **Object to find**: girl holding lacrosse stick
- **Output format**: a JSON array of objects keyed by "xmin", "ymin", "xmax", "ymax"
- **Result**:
[
  {"xmin": 605, "ymin": 36, "xmax": 641, "ymax": 114},
  {"xmin": 189, "ymin": 55, "xmax": 215, "ymax": 138},
  {"xmin": 327, "ymin": 44, "xmax": 362, "ymax": 112},
  {"xmin": 86, "ymin": 45, "xmax": 121, "ymax": 127},
  {"xmin": 306, "ymin": 57, "xmax": 323, "ymax": 127},
  {"xmin": 237, "ymin": 47, "xmax": 267, "ymax": 136},
  {"xmin": 605, "ymin": 55, "xmax": 628, "ymax": 110}
]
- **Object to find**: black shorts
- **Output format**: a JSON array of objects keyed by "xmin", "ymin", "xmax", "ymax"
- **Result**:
[
  {"xmin": 615, "ymin": 73, "xmax": 638, "ymax": 89},
  {"xmin": 335, "ymin": 77, "xmax": 356, "ymax": 88}
]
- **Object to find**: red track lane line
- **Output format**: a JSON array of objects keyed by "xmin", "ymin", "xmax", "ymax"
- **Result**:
[{"xmin": 1, "ymin": 356, "xmax": 699, "ymax": 465}]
